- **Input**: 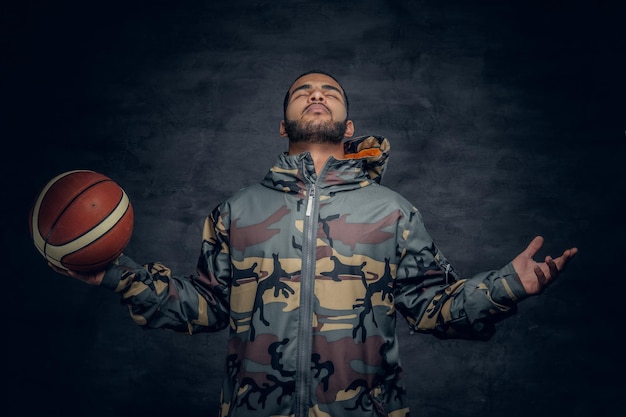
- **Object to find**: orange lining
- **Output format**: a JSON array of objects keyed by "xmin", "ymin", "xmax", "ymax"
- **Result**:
[{"xmin": 344, "ymin": 148, "xmax": 382, "ymax": 159}]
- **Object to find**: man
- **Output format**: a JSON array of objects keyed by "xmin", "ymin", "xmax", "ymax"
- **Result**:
[{"xmin": 52, "ymin": 71, "xmax": 578, "ymax": 417}]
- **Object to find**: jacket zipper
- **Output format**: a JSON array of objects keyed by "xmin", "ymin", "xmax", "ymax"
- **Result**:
[{"xmin": 295, "ymin": 180, "xmax": 317, "ymax": 417}]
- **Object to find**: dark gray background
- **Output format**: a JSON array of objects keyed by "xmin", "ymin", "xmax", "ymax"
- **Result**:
[{"xmin": 2, "ymin": 0, "xmax": 624, "ymax": 416}]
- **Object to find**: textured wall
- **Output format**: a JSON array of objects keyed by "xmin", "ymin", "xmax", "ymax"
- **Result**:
[{"xmin": 3, "ymin": 1, "xmax": 624, "ymax": 416}]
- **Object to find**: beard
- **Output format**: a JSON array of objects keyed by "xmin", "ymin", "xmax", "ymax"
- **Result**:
[{"xmin": 283, "ymin": 119, "xmax": 347, "ymax": 145}]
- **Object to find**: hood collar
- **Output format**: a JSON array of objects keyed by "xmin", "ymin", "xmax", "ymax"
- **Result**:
[
  {"xmin": 260, "ymin": 135, "xmax": 391, "ymax": 195},
  {"xmin": 343, "ymin": 135, "xmax": 390, "ymax": 184}
]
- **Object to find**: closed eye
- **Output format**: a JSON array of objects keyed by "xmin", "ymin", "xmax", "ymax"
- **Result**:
[{"xmin": 290, "ymin": 83, "xmax": 344, "ymax": 102}]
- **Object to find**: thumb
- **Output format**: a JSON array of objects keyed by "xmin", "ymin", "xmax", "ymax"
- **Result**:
[{"xmin": 522, "ymin": 235, "xmax": 544, "ymax": 258}]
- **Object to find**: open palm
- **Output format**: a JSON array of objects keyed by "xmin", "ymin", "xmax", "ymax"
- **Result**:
[{"xmin": 511, "ymin": 236, "xmax": 578, "ymax": 295}]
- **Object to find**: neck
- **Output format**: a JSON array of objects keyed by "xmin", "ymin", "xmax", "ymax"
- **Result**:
[{"xmin": 288, "ymin": 141, "xmax": 344, "ymax": 175}]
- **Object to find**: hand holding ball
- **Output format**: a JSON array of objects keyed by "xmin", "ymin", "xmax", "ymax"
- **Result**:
[{"xmin": 29, "ymin": 170, "xmax": 134, "ymax": 272}]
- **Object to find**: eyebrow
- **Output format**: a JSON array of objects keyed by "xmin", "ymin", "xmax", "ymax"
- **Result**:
[{"xmin": 291, "ymin": 83, "xmax": 343, "ymax": 97}]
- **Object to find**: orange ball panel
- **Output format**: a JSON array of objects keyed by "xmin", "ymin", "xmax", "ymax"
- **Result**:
[
  {"xmin": 35, "ymin": 171, "xmax": 111, "ymax": 240},
  {"xmin": 46, "ymin": 181, "xmax": 124, "ymax": 246},
  {"xmin": 61, "ymin": 203, "xmax": 134, "ymax": 271}
]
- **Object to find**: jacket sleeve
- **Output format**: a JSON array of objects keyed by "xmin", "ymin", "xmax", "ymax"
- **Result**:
[
  {"xmin": 393, "ymin": 206, "xmax": 529, "ymax": 340},
  {"xmin": 99, "ymin": 204, "xmax": 232, "ymax": 334}
]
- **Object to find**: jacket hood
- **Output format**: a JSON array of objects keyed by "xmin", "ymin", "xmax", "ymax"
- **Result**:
[
  {"xmin": 260, "ymin": 135, "xmax": 390, "ymax": 195},
  {"xmin": 343, "ymin": 135, "xmax": 390, "ymax": 184}
]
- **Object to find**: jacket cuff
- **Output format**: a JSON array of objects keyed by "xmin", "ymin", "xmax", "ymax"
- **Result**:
[
  {"xmin": 100, "ymin": 263, "xmax": 122, "ymax": 290},
  {"xmin": 100, "ymin": 264, "xmax": 121, "ymax": 290},
  {"xmin": 497, "ymin": 262, "xmax": 529, "ymax": 303},
  {"xmin": 100, "ymin": 254, "xmax": 141, "ymax": 291}
]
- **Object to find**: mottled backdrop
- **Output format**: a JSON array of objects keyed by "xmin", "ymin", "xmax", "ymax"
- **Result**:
[{"xmin": 2, "ymin": 1, "xmax": 624, "ymax": 416}]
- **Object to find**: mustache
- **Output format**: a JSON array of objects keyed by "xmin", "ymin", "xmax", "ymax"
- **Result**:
[{"xmin": 283, "ymin": 119, "xmax": 347, "ymax": 145}]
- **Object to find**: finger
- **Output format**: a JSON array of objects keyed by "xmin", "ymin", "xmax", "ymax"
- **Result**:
[
  {"xmin": 554, "ymin": 248, "xmax": 578, "ymax": 270},
  {"xmin": 563, "ymin": 247, "xmax": 578, "ymax": 262},
  {"xmin": 48, "ymin": 262, "xmax": 70, "ymax": 276},
  {"xmin": 523, "ymin": 236, "xmax": 544, "ymax": 259},
  {"xmin": 534, "ymin": 264, "xmax": 547, "ymax": 286},
  {"xmin": 65, "ymin": 269, "xmax": 83, "ymax": 280},
  {"xmin": 545, "ymin": 256, "xmax": 558, "ymax": 278}
]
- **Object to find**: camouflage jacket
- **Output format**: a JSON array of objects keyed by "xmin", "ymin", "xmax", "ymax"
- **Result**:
[{"xmin": 101, "ymin": 135, "xmax": 528, "ymax": 417}]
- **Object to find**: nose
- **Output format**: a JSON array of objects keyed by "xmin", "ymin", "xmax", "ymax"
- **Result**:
[{"xmin": 308, "ymin": 88, "xmax": 325, "ymax": 102}]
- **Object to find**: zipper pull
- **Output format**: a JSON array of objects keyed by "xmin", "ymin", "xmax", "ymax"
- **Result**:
[{"xmin": 305, "ymin": 185, "xmax": 316, "ymax": 217}]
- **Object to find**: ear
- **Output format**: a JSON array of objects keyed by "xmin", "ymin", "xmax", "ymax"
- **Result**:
[
  {"xmin": 279, "ymin": 120, "xmax": 288, "ymax": 137},
  {"xmin": 343, "ymin": 120, "xmax": 355, "ymax": 138}
]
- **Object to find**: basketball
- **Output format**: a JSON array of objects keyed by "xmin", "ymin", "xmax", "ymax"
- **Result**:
[{"xmin": 29, "ymin": 170, "xmax": 134, "ymax": 272}]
